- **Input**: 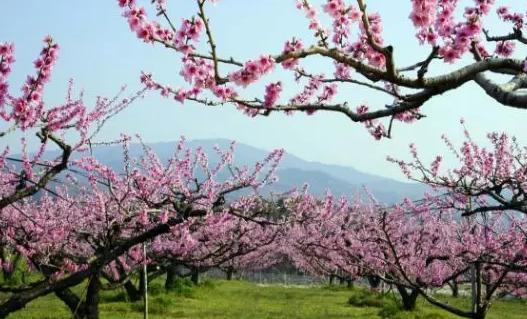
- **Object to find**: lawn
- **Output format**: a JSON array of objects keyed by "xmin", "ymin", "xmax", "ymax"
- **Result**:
[{"xmin": 7, "ymin": 279, "xmax": 527, "ymax": 319}]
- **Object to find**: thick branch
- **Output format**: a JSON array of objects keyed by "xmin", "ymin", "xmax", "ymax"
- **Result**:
[{"xmin": 474, "ymin": 73, "xmax": 527, "ymax": 108}]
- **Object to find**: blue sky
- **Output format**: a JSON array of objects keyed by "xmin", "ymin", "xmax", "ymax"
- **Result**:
[{"xmin": 1, "ymin": 0, "xmax": 526, "ymax": 182}]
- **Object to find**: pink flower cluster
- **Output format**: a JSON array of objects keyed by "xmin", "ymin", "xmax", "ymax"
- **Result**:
[
  {"xmin": 317, "ymin": 83, "xmax": 337, "ymax": 103},
  {"xmin": 175, "ymin": 18, "xmax": 205, "ymax": 52},
  {"xmin": 393, "ymin": 109, "xmax": 419, "ymax": 123},
  {"xmin": 140, "ymin": 72, "xmax": 192, "ymax": 103},
  {"xmin": 295, "ymin": 0, "xmax": 327, "ymax": 39},
  {"xmin": 212, "ymin": 85, "xmax": 237, "ymax": 102},
  {"xmin": 180, "ymin": 58, "xmax": 215, "ymax": 88},
  {"xmin": 495, "ymin": 40, "xmax": 515, "ymax": 57},
  {"xmin": 323, "ymin": 0, "xmax": 345, "ymax": 17},
  {"xmin": 228, "ymin": 55, "xmax": 274, "ymax": 87},
  {"xmin": 123, "ymin": 6, "xmax": 158, "ymax": 43},
  {"xmin": 356, "ymin": 104, "xmax": 386, "ymax": 140},
  {"xmin": 411, "ymin": 0, "xmax": 496, "ymax": 62},
  {"xmin": 120, "ymin": 0, "xmax": 204, "ymax": 54},
  {"xmin": 348, "ymin": 13, "xmax": 386, "ymax": 68},
  {"xmin": 9, "ymin": 37, "xmax": 59, "ymax": 129},
  {"xmin": 290, "ymin": 75, "xmax": 323, "ymax": 105},
  {"xmin": 334, "ymin": 62, "xmax": 351, "ymax": 79},
  {"xmin": 281, "ymin": 38, "xmax": 304, "ymax": 69},
  {"xmin": 263, "ymin": 82, "xmax": 282, "ymax": 108},
  {"xmin": 497, "ymin": 6, "xmax": 524, "ymax": 30},
  {"xmin": 409, "ymin": 0, "xmax": 438, "ymax": 28},
  {"xmin": 323, "ymin": 0, "xmax": 361, "ymax": 45},
  {"xmin": 0, "ymin": 42, "xmax": 15, "ymax": 110}
]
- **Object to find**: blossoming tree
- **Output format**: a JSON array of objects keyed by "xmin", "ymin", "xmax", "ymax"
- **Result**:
[
  {"xmin": 0, "ymin": 35, "xmax": 286, "ymax": 318},
  {"xmin": 0, "ymin": 37, "xmax": 142, "ymax": 211},
  {"xmin": 0, "ymin": 137, "xmax": 283, "ymax": 318}
]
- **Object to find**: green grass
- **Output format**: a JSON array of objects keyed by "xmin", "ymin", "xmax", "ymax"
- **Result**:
[{"xmin": 5, "ymin": 279, "xmax": 527, "ymax": 319}]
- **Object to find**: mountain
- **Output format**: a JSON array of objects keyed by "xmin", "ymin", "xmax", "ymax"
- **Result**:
[{"xmin": 64, "ymin": 138, "xmax": 426, "ymax": 204}]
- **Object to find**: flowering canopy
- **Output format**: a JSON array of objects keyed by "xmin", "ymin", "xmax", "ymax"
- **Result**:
[{"xmin": 118, "ymin": 0, "xmax": 527, "ymax": 139}]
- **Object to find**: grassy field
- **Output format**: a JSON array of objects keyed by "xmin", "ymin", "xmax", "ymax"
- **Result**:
[{"xmin": 7, "ymin": 279, "xmax": 527, "ymax": 319}]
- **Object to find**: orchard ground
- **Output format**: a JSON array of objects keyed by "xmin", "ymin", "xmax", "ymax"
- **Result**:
[{"xmin": 8, "ymin": 279, "xmax": 526, "ymax": 319}]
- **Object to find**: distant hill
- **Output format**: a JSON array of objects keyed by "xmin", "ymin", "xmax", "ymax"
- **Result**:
[{"xmin": 62, "ymin": 139, "xmax": 427, "ymax": 204}]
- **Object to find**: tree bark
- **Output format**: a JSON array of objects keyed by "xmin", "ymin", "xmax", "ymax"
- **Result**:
[
  {"xmin": 225, "ymin": 267, "xmax": 234, "ymax": 281},
  {"xmin": 367, "ymin": 275, "xmax": 381, "ymax": 290},
  {"xmin": 329, "ymin": 273, "xmax": 336, "ymax": 285},
  {"xmin": 448, "ymin": 280, "xmax": 459, "ymax": 298},
  {"xmin": 165, "ymin": 264, "xmax": 178, "ymax": 290},
  {"xmin": 54, "ymin": 272, "xmax": 101, "ymax": 319},
  {"xmin": 191, "ymin": 268, "xmax": 200, "ymax": 285},
  {"xmin": 124, "ymin": 280, "xmax": 141, "ymax": 302},
  {"xmin": 395, "ymin": 284, "xmax": 419, "ymax": 311},
  {"xmin": 84, "ymin": 271, "xmax": 101, "ymax": 319},
  {"xmin": 54, "ymin": 288, "xmax": 86, "ymax": 319}
]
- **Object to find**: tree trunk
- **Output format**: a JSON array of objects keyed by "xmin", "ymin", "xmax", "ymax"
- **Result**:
[
  {"xmin": 55, "ymin": 272, "xmax": 102, "ymax": 319},
  {"xmin": 165, "ymin": 264, "xmax": 178, "ymax": 290},
  {"xmin": 191, "ymin": 268, "xmax": 199, "ymax": 285},
  {"xmin": 226, "ymin": 268, "xmax": 234, "ymax": 281},
  {"xmin": 471, "ymin": 262, "xmax": 488, "ymax": 319},
  {"xmin": 84, "ymin": 271, "xmax": 101, "ymax": 319},
  {"xmin": 55, "ymin": 288, "xmax": 86, "ymax": 319},
  {"xmin": 347, "ymin": 279, "xmax": 354, "ymax": 289},
  {"xmin": 367, "ymin": 275, "xmax": 381, "ymax": 290},
  {"xmin": 124, "ymin": 280, "xmax": 141, "ymax": 302},
  {"xmin": 449, "ymin": 280, "xmax": 459, "ymax": 298},
  {"xmin": 329, "ymin": 273, "xmax": 335, "ymax": 285},
  {"xmin": 395, "ymin": 284, "xmax": 419, "ymax": 311}
]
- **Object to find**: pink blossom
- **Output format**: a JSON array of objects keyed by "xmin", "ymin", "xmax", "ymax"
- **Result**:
[
  {"xmin": 263, "ymin": 82, "xmax": 282, "ymax": 108},
  {"xmin": 229, "ymin": 56, "xmax": 274, "ymax": 87}
]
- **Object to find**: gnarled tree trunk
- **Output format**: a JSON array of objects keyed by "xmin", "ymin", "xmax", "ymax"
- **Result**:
[
  {"xmin": 55, "ymin": 288, "xmax": 86, "ymax": 319},
  {"xmin": 395, "ymin": 284, "xmax": 419, "ymax": 311},
  {"xmin": 84, "ymin": 271, "xmax": 101, "ymax": 319}
]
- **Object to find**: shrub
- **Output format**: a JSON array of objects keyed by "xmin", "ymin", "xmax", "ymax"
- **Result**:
[
  {"xmin": 378, "ymin": 301, "xmax": 400, "ymax": 318},
  {"xmin": 166, "ymin": 277, "xmax": 195, "ymax": 298},
  {"xmin": 347, "ymin": 289, "xmax": 385, "ymax": 308}
]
